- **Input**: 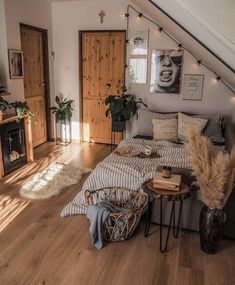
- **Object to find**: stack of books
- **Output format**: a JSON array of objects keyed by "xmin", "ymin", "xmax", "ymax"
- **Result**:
[{"xmin": 153, "ymin": 172, "xmax": 181, "ymax": 191}]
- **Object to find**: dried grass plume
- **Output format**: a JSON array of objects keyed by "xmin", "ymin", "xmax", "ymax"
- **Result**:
[{"xmin": 187, "ymin": 128, "xmax": 235, "ymax": 209}]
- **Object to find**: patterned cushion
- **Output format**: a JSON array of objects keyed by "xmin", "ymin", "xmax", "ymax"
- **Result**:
[
  {"xmin": 193, "ymin": 114, "xmax": 225, "ymax": 144},
  {"xmin": 152, "ymin": 118, "xmax": 178, "ymax": 142},
  {"xmin": 178, "ymin": 113, "xmax": 208, "ymax": 141},
  {"xmin": 134, "ymin": 109, "xmax": 177, "ymax": 137}
]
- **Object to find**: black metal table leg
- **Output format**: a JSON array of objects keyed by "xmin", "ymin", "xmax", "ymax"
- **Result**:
[
  {"xmin": 173, "ymin": 200, "xmax": 183, "ymax": 238},
  {"xmin": 160, "ymin": 198, "xmax": 176, "ymax": 253},
  {"xmin": 144, "ymin": 196, "xmax": 154, "ymax": 237}
]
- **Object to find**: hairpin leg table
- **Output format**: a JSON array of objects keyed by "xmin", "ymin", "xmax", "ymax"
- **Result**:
[{"xmin": 143, "ymin": 179, "xmax": 191, "ymax": 253}]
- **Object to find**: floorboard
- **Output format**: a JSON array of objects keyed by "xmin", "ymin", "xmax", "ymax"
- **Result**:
[{"xmin": 0, "ymin": 142, "xmax": 234, "ymax": 285}]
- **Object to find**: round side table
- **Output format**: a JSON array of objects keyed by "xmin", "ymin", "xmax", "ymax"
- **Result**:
[{"xmin": 143, "ymin": 179, "xmax": 191, "ymax": 253}]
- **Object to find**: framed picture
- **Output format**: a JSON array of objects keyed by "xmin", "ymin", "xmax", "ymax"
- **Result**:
[
  {"xmin": 129, "ymin": 29, "xmax": 148, "ymax": 55},
  {"xmin": 8, "ymin": 49, "xmax": 24, "ymax": 79},
  {"xmin": 182, "ymin": 74, "xmax": 204, "ymax": 100},
  {"xmin": 150, "ymin": 49, "xmax": 184, "ymax": 94}
]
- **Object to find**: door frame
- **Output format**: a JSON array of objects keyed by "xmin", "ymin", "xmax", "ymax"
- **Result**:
[
  {"xmin": 79, "ymin": 30, "xmax": 126, "ymax": 142},
  {"xmin": 20, "ymin": 23, "xmax": 52, "ymax": 142}
]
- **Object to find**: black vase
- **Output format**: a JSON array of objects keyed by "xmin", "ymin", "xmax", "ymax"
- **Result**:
[{"xmin": 199, "ymin": 206, "xmax": 226, "ymax": 254}]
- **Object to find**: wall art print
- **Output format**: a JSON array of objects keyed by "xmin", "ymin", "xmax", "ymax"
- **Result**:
[
  {"xmin": 150, "ymin": 49, "xmax": 183, "ymax": 94},
  {"xmin": 8, "ymin": 49, "xmax": 24, "ymax": 79}
]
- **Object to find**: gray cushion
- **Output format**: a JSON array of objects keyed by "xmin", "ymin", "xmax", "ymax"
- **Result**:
[
  {"xmin": 193, "ymin": 114, "xmax": 225, "ymax": 144},
  {"xmin": 133, "ymin": 109, "xmax": 177, "ymax": 137}
]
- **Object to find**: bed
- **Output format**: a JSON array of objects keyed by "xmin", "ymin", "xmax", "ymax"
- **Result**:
[
  {"xmin": 60, "ymin": 110, "xmax": 235, "ymax": 239},
  {"xmin": 61, "ymin": 138, "xmax": 191, "ymax": 217}
]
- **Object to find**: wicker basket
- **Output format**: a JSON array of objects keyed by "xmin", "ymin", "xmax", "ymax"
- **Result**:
[{"xmin": 85, "ymin": 187, "xmax": 148, "ymax": 242}]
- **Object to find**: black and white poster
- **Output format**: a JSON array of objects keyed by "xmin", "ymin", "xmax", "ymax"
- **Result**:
[{"xmin": 150, "ymin": 49, "xmax": 183, "ymax": 93}]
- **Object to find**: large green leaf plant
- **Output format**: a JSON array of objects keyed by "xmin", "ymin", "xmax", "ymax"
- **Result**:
[
  {"xmin": 50, "ymin": 96, "xmax": 74, "ymax": 122},
  {"xmin": 105, "ymin": 85, "xmax": 147, "ymax": 122}
]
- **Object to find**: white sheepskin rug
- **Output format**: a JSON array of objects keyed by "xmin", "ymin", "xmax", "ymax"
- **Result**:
[{"xmin": 20, "ymin": 163, "xmax": 91, "ymax": 199}]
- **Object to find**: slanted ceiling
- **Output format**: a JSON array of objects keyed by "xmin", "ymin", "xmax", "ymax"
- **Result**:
[{"xmin": 131, "ymin": 0, "xmax": 235, "ymax": 89}]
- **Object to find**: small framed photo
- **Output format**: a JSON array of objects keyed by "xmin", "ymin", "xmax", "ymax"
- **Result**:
[
  {"xmin": 129, "ymin": 29, "xmax": 148, "ymax": 55},
  {"xmin": 8, "ymin": 49, "xmax": 24, "ymax": 79},
  {"xmin": 182, "ymin": 74, "xmax": 204, "ymax": 100}
]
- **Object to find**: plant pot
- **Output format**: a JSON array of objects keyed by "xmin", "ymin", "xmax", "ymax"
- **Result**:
[
  {"xmin": 199, "ymin": 206, "xmax": 226, "ymax": 254},
  {"xmin": 57, "ymin": 118, "xmax": 72, "ymax": 145},
  {"xmin": 112, "ymin": 120, "xmax": 126, "ymax": 132}
]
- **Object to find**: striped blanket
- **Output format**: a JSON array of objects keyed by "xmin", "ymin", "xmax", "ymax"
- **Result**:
[{"xmin": 60, "ymin": 139, "xmax": 191, "ymax": 217}]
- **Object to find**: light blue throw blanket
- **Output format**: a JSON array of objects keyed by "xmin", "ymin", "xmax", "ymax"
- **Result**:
[{"xmin": 86, "ymin": 201, "xmax": 126, "ymax": 249}]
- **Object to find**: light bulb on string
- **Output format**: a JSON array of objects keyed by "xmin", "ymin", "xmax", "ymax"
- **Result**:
[{"xmin": 177, "ymin": 43, "xmax": 182, "ymax": 50}]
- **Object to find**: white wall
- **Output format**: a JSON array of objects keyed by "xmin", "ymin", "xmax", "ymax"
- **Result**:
[
  {"xmin": 52, "ymin": 0, "xmax": 235, "ymax": 141},
  {"xmin": 127, "ymin": 9, "xmax": 234, "ymax": 117},
  {"xmin": 149, "ymin": 0, "xmax": 235, "ymax": 70},
  {"xmin": 2, "ymin": 0, "xmax": 54, "ymax": 102}
]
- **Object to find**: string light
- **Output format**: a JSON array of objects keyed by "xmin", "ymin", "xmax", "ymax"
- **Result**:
[
  {"xmin": 177, "ymin": 43, "xmax": 182, "ymax": 49},
  {"xmin": 125, "ymin": 4, "xmax": 235, "ymax": 94}
]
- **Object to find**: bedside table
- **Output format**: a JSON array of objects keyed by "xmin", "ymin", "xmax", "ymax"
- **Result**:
[{"xmin": 143, "ymin": 179, "xmax": 191, "ymax": 253}]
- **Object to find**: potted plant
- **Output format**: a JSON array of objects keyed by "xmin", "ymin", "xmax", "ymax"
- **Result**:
[
  {"xmin": 105, "ymin": 85, "xmax": 147, "ymax": 132},
  {"xmin": 187, "ymin": 128, "xmax": 235, "ymax": 254},
  {"xmin": 0, "ymin": 96, "xmax": 10, "ymax": 121},
  {"xmin": 50, "ymin": 96, "xmax": 74, "ymax": 144},
  {"xmin": 10, "ymin": 101, "xmax": 31, "ymax": 120}
]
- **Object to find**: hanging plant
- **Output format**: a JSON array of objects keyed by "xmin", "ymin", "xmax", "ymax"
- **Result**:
[{"xmin": 10, "ymin": 101, "xmax": 31, "ymax": 120}]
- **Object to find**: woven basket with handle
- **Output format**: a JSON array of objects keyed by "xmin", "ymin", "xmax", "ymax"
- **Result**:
[{"xmin": 85, "ymin": 187, "xmax": 148, "ymax": 242}]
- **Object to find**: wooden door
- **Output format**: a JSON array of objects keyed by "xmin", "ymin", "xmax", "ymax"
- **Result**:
[
  {"xmin": 21, "ymin": 27, "xmax": 47, "ymax": 147},
  {"xmin": 81, "ymin": 31, "xmax": 125, "ymax": 143}
]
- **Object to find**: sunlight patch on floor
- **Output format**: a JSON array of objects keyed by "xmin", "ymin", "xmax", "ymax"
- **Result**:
[{"xmin": 0, "ymin": 195, "xmax": 30, "ymax": 233}]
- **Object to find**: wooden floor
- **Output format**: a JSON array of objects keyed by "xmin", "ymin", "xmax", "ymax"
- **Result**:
[{"xmin": 0, "ymin": 142, "xmax": 234, "ymax": 285}]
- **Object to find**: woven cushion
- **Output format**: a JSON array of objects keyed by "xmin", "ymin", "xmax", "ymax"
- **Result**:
[
  {"xmin": 178, "ymin": 113, "xmax": 208, "ymax": 141},
  {"xmin": 153, "ymin": 118, "xmax": 178, "ymax": 142},
  {"xmin": 134, "ymin": 109, "xmax": 177, "ymax": 137},
  {"xmin": 193, "ymin": 114, "xmax": 225, "ymax": 144}
]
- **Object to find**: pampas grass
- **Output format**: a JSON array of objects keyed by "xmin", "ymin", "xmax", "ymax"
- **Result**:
[{"xmin": 187, "ymin": 128, "xmax": 235, "ymax": 209}]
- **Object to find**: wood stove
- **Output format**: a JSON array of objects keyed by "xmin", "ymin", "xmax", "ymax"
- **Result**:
[{"xmin": 0, "ymin": 119, "xmax": 27, "ymax": 174}]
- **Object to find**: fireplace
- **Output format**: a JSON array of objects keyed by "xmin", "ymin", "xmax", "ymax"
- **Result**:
[{"xmin": 0, "ymin": 120, "xmax": 27, "ymax": 174}]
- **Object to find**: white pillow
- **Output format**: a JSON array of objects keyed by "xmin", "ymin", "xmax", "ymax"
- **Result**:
[
  {"xmin": 178, "ymin": 113, "xmax": 208, "ymax": 141},
  {"xmin": 153, "ymin": 118, "xmax": 178, "ymax": 142}
]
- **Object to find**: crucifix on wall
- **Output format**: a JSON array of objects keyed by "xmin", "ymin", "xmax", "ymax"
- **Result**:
[{"xmin": 98, "ymin": 10, "xmax": 106, "ymax": 24}]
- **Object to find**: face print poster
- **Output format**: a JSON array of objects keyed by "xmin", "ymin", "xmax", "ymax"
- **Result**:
[{"xmin": 150, "ymin": 49, "xmax": 184, "ymax": 93}]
